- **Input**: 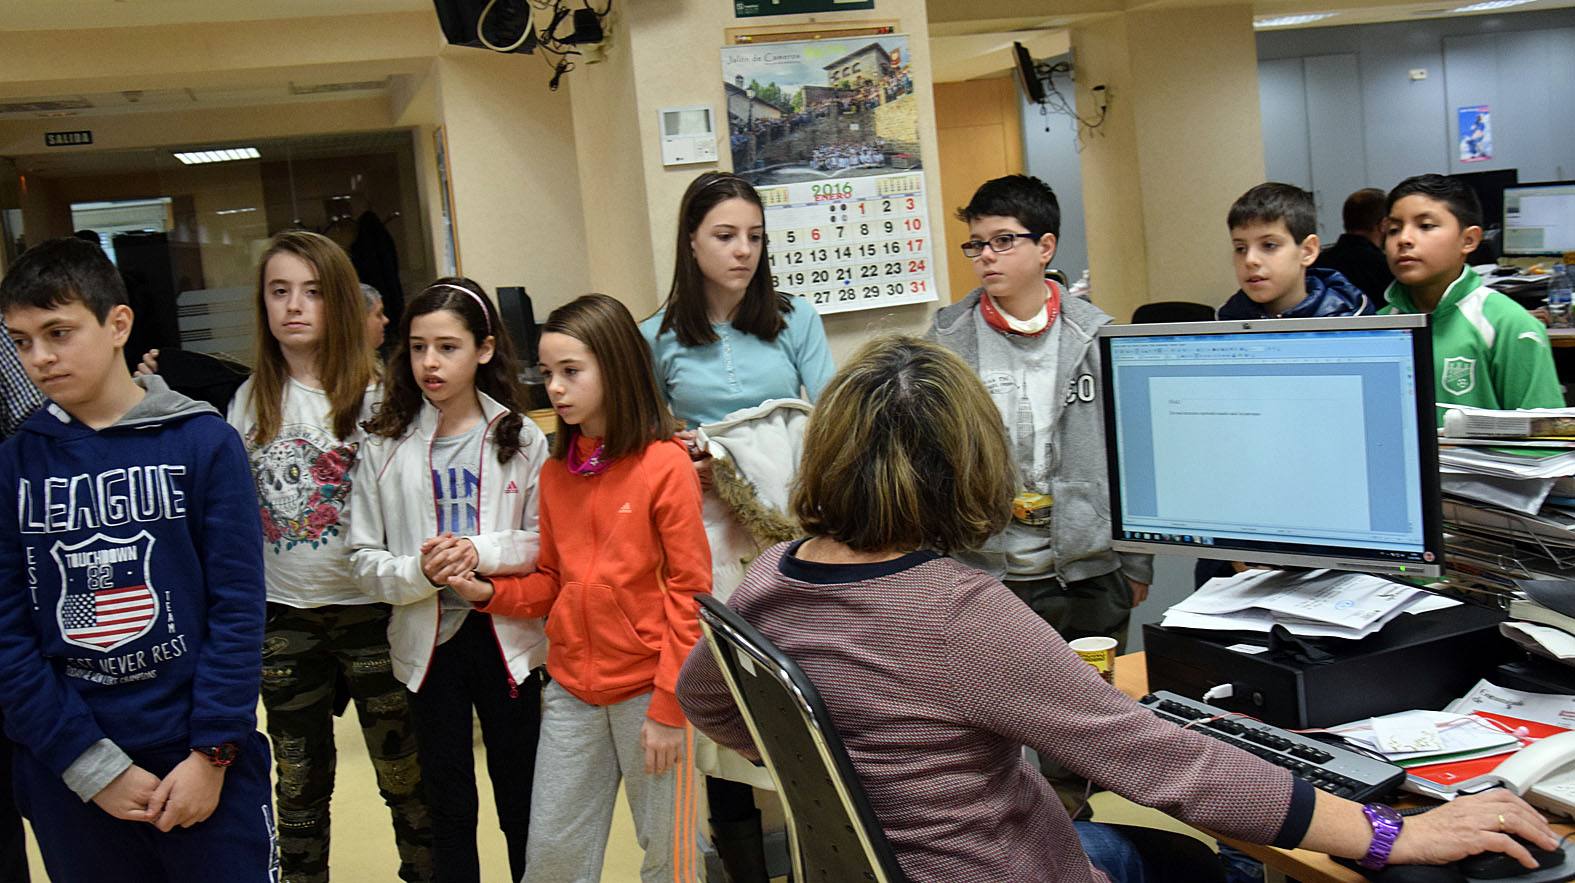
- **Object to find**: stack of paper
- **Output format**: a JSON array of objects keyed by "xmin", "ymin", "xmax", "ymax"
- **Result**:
[
  {"xmin": 1438, "ymin": 408, "xmax": 1575, "ymax": 601},
  {"xmin": 1330, "ymin": 710, "xmax": 1522, "ymax": 766},
  {"xmin": 1440, "ymin": 445, "xmax": 1575, "ymax": 479},
  {"xmin": 1497, "ymin": 581, "xmax": 1575, "ymax": 660},
  {"xmin": 1327, "ymin": 680, "xmax": 1575, "ymax": 798},
  {"xmin": 1502, "ymin": 621, "xmax": 1575, "ymax": 661},
  {"xmin": 1160, "ymin": 569, "xmax": 1459, "ymax": 639}
]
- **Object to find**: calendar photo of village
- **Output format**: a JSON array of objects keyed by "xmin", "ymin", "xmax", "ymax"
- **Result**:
[{"xmin": 720, "ymin": 35, "xmax": 921, "ymax": 186}]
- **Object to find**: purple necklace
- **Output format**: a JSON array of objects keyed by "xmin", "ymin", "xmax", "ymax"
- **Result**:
[{"xmin": 566, "ymin": 431, "xmax": 610, "ymax": 476}]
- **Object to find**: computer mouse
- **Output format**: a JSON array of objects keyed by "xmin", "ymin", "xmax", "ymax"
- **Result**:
[{"xmin": 1458, "ymin": 836, "xmax": 1566, "ymax": 879}]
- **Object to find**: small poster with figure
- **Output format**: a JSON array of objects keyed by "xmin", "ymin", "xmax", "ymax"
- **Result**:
[
  {"xmin": 721, "ymin": 35, "xmax": 935, "ymax": 315},
  {"xmin": 1458, "ymin": 105, "xmax": 1492, "ymax": 164}
]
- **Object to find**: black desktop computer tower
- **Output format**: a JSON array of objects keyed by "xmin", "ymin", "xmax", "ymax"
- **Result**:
[{"xmin": 1142, "ymin": 604, "xmax": 1513, "ymax": 729}]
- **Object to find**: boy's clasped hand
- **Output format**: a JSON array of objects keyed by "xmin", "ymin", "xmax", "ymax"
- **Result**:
[{"xmin": 93, "ymin": 754, "xmax": 226, "ymax": 832}]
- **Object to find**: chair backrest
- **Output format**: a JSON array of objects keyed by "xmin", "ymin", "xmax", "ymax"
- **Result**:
[
  {"xmin": 1130, "ymin": 300, "xmax": 1216, "ymax": 324},
  {"xmin": 695, "ymin": 594, "xmax": 909, "ymax": 883}
]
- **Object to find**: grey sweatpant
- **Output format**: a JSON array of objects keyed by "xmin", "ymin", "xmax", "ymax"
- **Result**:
[{"xmin": 522, "ymin": 681, "xmax": 699, "ymax": 883}]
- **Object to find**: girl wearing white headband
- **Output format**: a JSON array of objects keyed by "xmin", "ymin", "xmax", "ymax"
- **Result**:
[{"xmin": 352, "ymin": 276, "xmax": 548, "ymax": 882}]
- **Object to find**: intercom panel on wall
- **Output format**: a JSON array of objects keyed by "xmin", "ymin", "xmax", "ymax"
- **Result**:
[{"xmin": 659, "ymin": 106, "xmax": 718, "ymax": 166}]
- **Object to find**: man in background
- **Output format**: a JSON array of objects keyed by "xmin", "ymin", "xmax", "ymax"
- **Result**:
[{"xmin": 1314, "ymin": 187, "xmax": 1394, "ymax": 304}]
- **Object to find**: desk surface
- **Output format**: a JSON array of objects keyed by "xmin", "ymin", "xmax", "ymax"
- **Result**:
[{"xmin": 1114, "ymin": 652, "xmax": 1542, "ymax": 883}]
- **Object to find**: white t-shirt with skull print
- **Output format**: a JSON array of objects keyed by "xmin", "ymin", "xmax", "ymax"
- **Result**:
[{"xmin": 228, "ymin": 377, "xmax": 380, "ymax": 608}]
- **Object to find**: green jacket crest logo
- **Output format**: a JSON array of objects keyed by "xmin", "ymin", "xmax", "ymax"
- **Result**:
[{"xmin": 1441, "ymin": 356, "xmax": 1476, "ymax": 396}]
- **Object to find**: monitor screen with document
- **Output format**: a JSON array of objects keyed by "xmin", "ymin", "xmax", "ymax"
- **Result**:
[
  {"xmin": 1100, "ymin": 314, "xmax": 1443, "ymax": 577},
  {"xmin": 1503, "ymin": 180, "xmax": 1575, "ymax": 256}
]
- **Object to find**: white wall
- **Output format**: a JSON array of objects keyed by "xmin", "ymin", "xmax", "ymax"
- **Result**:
[
  {"xmin": 1257, "ymin": 9, "xmax": 1575, "ymax": 229},
  {"xmin": 1021, "ymin": 52, "xmax": 1090, "ymax": 284}
]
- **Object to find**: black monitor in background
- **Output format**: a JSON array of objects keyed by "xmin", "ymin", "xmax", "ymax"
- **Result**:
[
  {"xmin": 1013, "ymin": 43, "xmax": 1045, "ymax": 104},
  {"xmin": 1099, "ymin": 314, "xmax": 1443, "ymax": 578},
  {"xmin": 1449, "ymin": 168, "xmax": 1518, "ymax": 232},
  {"xmin": 496, "ymin": 285, "xmax": 540, "ymax": 366}
]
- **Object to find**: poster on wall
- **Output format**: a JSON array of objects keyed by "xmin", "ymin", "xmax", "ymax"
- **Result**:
[
  {"xmin": 721, "ymin": 35, "xmax": 935, "ymax": 315},
  {"xmin": 735, "ymin": 0, "xmax": 875, "ymax": 17},
  {"xmin": 1458, "ymin": 105, "xmax": 1492, "ymax": 164}
]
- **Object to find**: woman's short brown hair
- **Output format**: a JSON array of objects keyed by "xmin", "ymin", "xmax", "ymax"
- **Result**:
[
  {"xmin": 542, "ymin": 293, "xmax": 675, "ymax": 461},
  {"xmin": 792, "ymin": 336, "xmax": 1014, "ymax": 554}
]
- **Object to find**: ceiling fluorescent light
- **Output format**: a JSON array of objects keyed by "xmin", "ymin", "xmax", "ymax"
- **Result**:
[
  {"xmin": 1254, "ymin": 12, "xmax": 1337, "ymax": 26},
  {"xmin": 173, "ymin": 147, "xmax": 260, "ymax": 165},
  {"xmin": 1452, "ymin": 0, "xmax": 1534, "ymax": 10}
]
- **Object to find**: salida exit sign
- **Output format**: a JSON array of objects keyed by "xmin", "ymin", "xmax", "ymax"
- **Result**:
[{"xmin": 45, "ymin": 130, "xmax": 93, "ymax": 147}]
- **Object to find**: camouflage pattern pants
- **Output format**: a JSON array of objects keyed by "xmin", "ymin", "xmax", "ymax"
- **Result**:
[{"xmin": 261, "ymin": 602, "xmax": 433, "ymax": 883}]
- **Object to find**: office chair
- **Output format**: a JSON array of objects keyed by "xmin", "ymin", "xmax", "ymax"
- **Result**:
[
  {"xmin": 694, "ymin": 594, "xmax": 910, "ymax": 883},
  {"xmin": 1130, "ymin": 301, "xmax": 1215, "ymax": 324}
]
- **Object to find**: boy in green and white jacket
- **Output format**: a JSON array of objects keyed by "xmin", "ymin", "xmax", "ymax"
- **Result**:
[{"xmin": 1378, "ymin": 173, "xmax": 1562, "ymax": 424}]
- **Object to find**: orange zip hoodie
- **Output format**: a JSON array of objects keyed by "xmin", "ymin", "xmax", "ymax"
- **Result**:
[{"xmin": 480, "ymin": 436, "xmax": 710, "ymax": 726}]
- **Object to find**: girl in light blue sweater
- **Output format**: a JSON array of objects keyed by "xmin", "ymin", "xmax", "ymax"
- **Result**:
[
  {"xmin": 640, "ymin": 172, "xmax": 834, "ymax": 428},
  {"xmin": 639, "ymin": 171, "xmax": 835, "ymax": 882}
]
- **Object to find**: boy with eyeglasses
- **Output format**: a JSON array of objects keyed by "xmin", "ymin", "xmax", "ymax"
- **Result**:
[{"xmin": 926, "ymin": 175, "xmax": 1151, "ymax": 654}]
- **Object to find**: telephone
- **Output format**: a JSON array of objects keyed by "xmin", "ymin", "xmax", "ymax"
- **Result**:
[{"xmin": 1493, "ymin": 730, "xmax": 1575, "ymax": 819}]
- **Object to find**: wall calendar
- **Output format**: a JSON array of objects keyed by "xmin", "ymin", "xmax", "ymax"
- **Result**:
[{"xmin": 722, "ymin": 35, "xmax": 936, "ymax": 315}]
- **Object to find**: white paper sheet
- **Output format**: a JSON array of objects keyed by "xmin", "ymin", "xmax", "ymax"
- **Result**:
[{"xmin": 1447, "ymin": 679, "xmax": 1575, "ymax": 728}]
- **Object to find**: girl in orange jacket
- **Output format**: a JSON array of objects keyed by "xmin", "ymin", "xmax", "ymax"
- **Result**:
[{"xmin": 449, "ymin": 293, "xmax": 711, "ymax": 883}]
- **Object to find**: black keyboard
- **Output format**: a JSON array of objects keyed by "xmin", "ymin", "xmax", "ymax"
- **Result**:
[{"xmin": 1140, "ymin": 690, "xmax": 1406, "ymax": 802}]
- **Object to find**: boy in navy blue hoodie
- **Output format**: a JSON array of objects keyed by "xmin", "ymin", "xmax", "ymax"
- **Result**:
[
  {"xmin": 1200, "ymin": 184, "xmax": 1375, "ymax": 591},
  {"xmin": 0, "ymin": 238, "xmax": 276, "ymax": 882},
  {"xmin": 1219, "ymin": 182, "xmax": 1374, "ymax": 320}
]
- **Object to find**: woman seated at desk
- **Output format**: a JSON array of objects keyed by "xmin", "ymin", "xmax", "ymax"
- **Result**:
[{"xmin": 676, "ymin": 335, "xmax": 1558, "ymax": 883}]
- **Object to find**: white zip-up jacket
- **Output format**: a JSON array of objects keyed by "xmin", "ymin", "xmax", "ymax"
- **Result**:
[
  {"xmin": 695, "ymin": 398, "xmax": 812, "ymax": 600},
  {"xmin": 348, "ymin": 392, "xmax": 550, "ymax": 690}
]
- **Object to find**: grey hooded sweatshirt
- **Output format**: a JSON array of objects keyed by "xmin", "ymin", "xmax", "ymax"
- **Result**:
[{"xmin": 926, "ymin": 288, "xmax": 1153, "ymax": 587}]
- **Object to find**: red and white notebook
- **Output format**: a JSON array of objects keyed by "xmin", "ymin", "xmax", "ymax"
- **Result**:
[{"xmin": 1403, "ymin": 712, "xmax": 1571, "ymax": 799}]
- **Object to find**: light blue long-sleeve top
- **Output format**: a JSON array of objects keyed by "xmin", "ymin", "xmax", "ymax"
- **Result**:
[{"xmin": 640, "ymin": 295, "xmax": 836, "ymax": 427}]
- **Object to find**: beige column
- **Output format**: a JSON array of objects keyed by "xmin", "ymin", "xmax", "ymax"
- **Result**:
[
  {"xmin": 1071, "ymin": 5, "xmax": 1265, "ymax": 323},
  {"xmin": 434, "ymin": 51, "xmax": 592, "ymax": 309}
]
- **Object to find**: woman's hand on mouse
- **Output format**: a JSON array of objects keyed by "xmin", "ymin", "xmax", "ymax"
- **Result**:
[{"xmin": 1389, "ymin": 789, "xmax": 1560, "ymax": 868}]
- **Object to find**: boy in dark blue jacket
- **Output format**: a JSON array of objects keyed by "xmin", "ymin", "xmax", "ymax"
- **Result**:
[
  {"xmin": 0, "ymin": 238, "xmax": 276, "ymax": 882},
  {"xmin": 1219, "ymin": 182, "xmax": 1373, "ymax": 320},
  {"xmin": 1201, "ymin": 184, "xmax": 1374, "ymax": 593}
]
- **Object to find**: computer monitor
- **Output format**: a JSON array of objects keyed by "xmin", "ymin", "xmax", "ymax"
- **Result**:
[
  {"xmin": 1503, "ymin": 180, "xmax": 1575, "ymax": 256},
  {"xmin": 1449, "ymin": 168, "xmax": 1517, "ymax": 231},
  {"xmin": 1099, "ymin": 314, "xmax": 1443, "ymax": 577},
  {"xmin": 495, "ymin": 285, "xmax": 540, "ymax": 367}
]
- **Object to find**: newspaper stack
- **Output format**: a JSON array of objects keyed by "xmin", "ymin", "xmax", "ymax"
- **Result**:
[
  {"xmin": 1439, "ymin": 406, "xmax": 1575, "ymax": 660},
  {"xmin": 1439, "ymin": 407, "xmax": 1575, "ymax": 594}
]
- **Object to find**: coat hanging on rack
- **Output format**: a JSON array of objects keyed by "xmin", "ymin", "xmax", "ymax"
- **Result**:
[{"xmin": 350, "ymin": 210, "xmax": 404, "ymax": 335}]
